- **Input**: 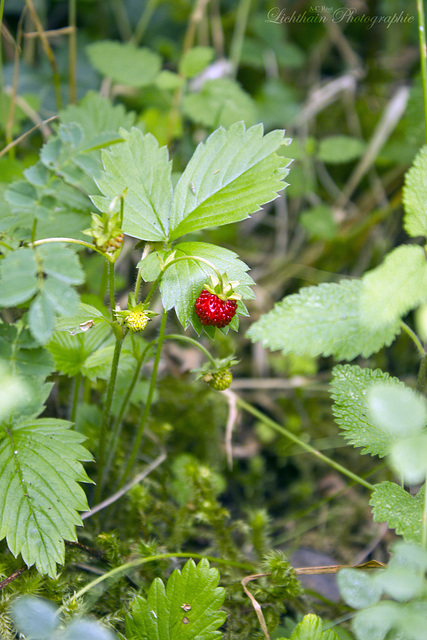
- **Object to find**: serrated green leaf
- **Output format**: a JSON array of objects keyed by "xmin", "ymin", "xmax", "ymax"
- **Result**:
[
  {"xmin": 138, "ymin": 242, "xmax": 254, "ymax": 329},
  {"xmin": 369, "ymin": 482, "xmax": 424, "ymax": 544},
  {"xmin": 92, "ymin": 128, "xmax": 172, "ymax": 242},
  {"xmin": 247, "ymin": 280, "xmax": 401, "ymax": 361},
  {"xmin": 29, "ymin": 293, "xmax": 55, "ymax": 344},
  {"xmin": 43, "ymin": 277, "xmax": 80, "ymax": 317},
  {"xmin": 360, "ymin": 245, "xmax": 427, "ymax": 329},
  {"xmin": 179, "ymin": 46, "xmax": 215, "ymax": 78},
  {"xmin": 170, "ymin": 122, "xmax": 290, "ymax": 240},
  {"xmin": 87, "ymin": 41, "xmax": 161, "ymax": 87},
  {"xmin": 126, "ymin": 558, "xmax": 226, "ymax": 640},
  {"xmin": 317, "ymin": 136, "xmax": 366, "ymax": 164},
  {"xmin": 37, "ymin": 244, "xmax": 85, "ymax": 285},
  {"xmin": 331, "ymin": 365, "xmax": 408, "ymax": 457},
  {"xmin": 337, "ymin": 569, "xmax": 382, "ymax": 609},
  {"xmin": 182, "ymin": 79, "xmax": 257, "ymax": 129},
  {"xmin": 403, "ymin": 145, "xmax": 427, "ymax": 238},
  {"xmin": 60, "ymin": 91, "xmax": 136, "ymax": 137},
  {"xmin": 287, "ymin": 613, "xmax": 340, "ymax": 640},
  {"xmin": 0, "ymin": 248, "xmax": 38, "ymax": 306},
  {"xmin": 0, "ymin": 417, "xmax": 92, "ymax": 576},
  {"xmin": 48, "ymin": 322, "xmax": 111, "ymax": 376}
]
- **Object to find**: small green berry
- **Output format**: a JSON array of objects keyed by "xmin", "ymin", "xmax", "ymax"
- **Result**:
[
  {"xmin": 126, "ymin": 311, "xmax": 148, "ymax": 332},
  {"xmin": 209, "ymin": 369, "xmax": 233, "ymax": 391}
]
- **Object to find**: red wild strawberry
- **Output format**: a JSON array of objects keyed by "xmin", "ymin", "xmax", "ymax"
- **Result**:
[{"xmin": 195, "ymin": 290, "xmax": 237, "ymax": 328}]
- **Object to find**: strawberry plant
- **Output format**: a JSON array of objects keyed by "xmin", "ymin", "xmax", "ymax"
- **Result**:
[{"xmin": 2, "ymin": 0, "xmax": 427, "ymax": 638}]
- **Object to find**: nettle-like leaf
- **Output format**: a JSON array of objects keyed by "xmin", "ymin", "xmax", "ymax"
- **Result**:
[
  {"xmin": 0, "ymin": 417, "xmax": 92, "ymax": 576},
  {"xmin": 360, "ymin": 245, "xmax": 427, "ymax": 329},
  {"xmin": 331, "ymin": 365, "xmax": 408, "ymax": 457},
  {"xmin": 138, "ymin": 241, "xmax": 254, "ymax": 330},
  {"xmin": 86, "ymin": 41, "xmax": 161, "ymax": 87},
  {"xmin": 247, "ymin": 279, "xmax": 401, "ymax": 361},
  {"xmin": 369, "ymin": 482, "xmax": 424, "ymax": 544},
  {"xmin": 92, "ymin": 128, "xmax": 173, "ymax": 242},
  {"xmin": 169, "ymin": 122, "xmax": 290, "ymax": 240},
  {"xmin": 125, "ymin": 558, "xmax": 226, "ymax": 640},
  {"xmin": 402, "ymin": 145, "xmax": 427, "ymax": 238}
]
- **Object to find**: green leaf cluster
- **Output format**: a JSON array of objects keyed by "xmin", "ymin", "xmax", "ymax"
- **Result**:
[
  {"xmin": 338, "ymin": 542, "xmax": 427, "ymax": 640},
  {"xmin": 125, "ymin": 558, "xmax": 226, "ymax": 640}
]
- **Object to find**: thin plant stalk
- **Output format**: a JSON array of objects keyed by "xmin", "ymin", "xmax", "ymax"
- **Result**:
[
  {"xmin": 119, "ymin": 310, "xmax": 168, "ymax": 487},
  {"xmin": 72, "ymin": 552, "xmax": 253, "ymax": 601},
  {"xmin": 234, "ymin": 396, "xmax": 374, "ymax": 491},
  {"xmin": 108, "ymin": 261, "xmax": 116, "ymax": 321},
  {"xmin": 95, "ymin": 336, "xmax": 123, "ymax": 503},
  {"xmin": 229, "ymin": 0, "xmax": 251, "ymax": 77},
  {"xmin": 69, "ymin": 0, "xmax": 77, "ymax": 103},
  {"xmin": 0, "ymin": 0, "xmax": 6, "ymax": 127},
  {"xmin": 132, "ymin": 0, "xmax": 159, "ymax": 45},
  {"xmin": 71, "ymin": 372, "xmax": 81, "ymax": 423},
  {"xmin": 104, "ymin": 340, "xmax": 156, "ymax": 478},
  {"xmin": 165, "ymin": 333, "xmax": 217, "ymax": 366},
  {"xmin": 400, "ymin": 321, "xmax": 427, "ymax": 392},
  {"xmin": 417, "ymin": 0, "xmax": 427, "ymax": 142},
  {"xmin": 423, "ymin": 484, "xmax": 427, "ymax": 548}
]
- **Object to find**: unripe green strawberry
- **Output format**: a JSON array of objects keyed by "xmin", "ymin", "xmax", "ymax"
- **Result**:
[
  {"xmin": 126, "ymin": 310, "xmax": 148, "ymax": 332},
  {"xmin": 209, "ymin": 369, "xmax": 233, "ymax": 391}
]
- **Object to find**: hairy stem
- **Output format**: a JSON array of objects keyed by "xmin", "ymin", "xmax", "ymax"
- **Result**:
[
  {"xmin": 95, "ymin": 337, "xmax": 123, "ymax": 503},
  {"xmin": 69, "ymin": 0, "xmax": 77, "ymax": 103},
  {"xmin": 30, "ymin": 236, "xmax": 110, "ymax": 259},
  {"xmin": 71, "ymin": 372, "xmax": 81, "ymax": 423},
  {"xmin": 119, "ymin": 310, "xmax": 168, "ymax": 486},
  {"xmin": 104, "ymin": 340, "xmax": 156, "ymax": 478},
  {"xmin": 234, "ymin": 396, "xmax": 374, "ymax": 491},
  {"xmin": 165, "ymin": 333, "xmax": 217, "ymax": 366}
]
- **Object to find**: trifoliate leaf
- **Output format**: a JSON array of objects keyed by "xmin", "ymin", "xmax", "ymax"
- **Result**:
[
  {"xmin": 0, "ymin": 247, "xmax": 38, "ymax": 306},
  {"xmin": 179, "ymin": 46, "xmax": 215, "ymax": 78},
  {"xmin": 86, "ymin": 41, "xmax": 161, "ymax": 87},
  {"xmin": 317, "ymin": 136, "xmax": 367, "ymax": 164},
  {"xmin": 125, "ymin": 558, "xmax": 226, "ymax": 640},
  {"xmin": 182, "ymin": 79, "xmax": 257, "ymax": 128},
  {"xmin": 369, "ymin": 482, "xmax": 424, "ymax": 544},
  {"xmin": 138, "ymin": 242, "xmax": 254, "ymax": 329},
  {"xmin": 247, "ymin": 280, "xmax": 401, "ymax": 361},
  {"xmin": 331, "ymin": 365, "xmax": 410, "ymax": 457},
  {"xmin": 0, "ymin": 417, "xmax": 92, "ymax": 576},
  {"xmin": 169, "ymin": 122, "xmax": 291, "ymax": 240},
  {"xmin": 54, "ymin": 302, "xmax": 106, "ymax": 334},
  {"xmin": 403, "ymin": 145, "xmax": 427, "ymax": 238},
  {"xmin": 360, "ymin": 245, "xmax": 427, "ymax": 329},
  {"xmin": 92, "ymin": 128, "xmax": 173, "ymax": 242},
  {"xmin": 43, "ymin": 277, "xmax": 80, "ymax": 317}
]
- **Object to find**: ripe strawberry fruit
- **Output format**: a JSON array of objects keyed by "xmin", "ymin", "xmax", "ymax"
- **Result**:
[
  {"xmin": 195, "ymin": 290, "xmax": 237, "ymax": 328},
  {"xmin": 209, "ymin": 369, "xmax": 233, "ymax": 391},
  {"xmin": 126, "ymin": 310, "xmax": 148, "ymax": 332}
]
